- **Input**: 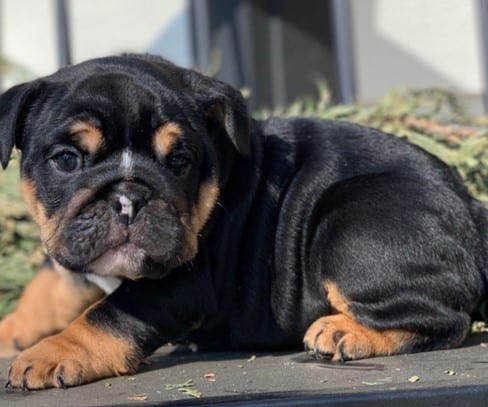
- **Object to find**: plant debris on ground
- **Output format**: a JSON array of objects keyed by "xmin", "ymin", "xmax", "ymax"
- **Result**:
[{"xmin": 0, "ymin": 87, "xmax": 487, "ymax": 319}]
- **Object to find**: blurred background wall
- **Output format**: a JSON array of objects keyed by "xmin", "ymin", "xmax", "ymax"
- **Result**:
[
  {"xmin": 0, "ymin": 0, "xmax": 487, "ymax": 113},
  {"xmin": 0, "ymin": 0, "xmax": 193, "ymax": 84},
  {"xmin": 351, "ymin": 0, "xmax": 485, "ymax": 112}
]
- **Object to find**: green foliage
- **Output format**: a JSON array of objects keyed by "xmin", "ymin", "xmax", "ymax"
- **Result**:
[
  {"xmin": 258, "ymin": 85, "xmax": 488, "ymax": 202},
  {"xmin": 0, "ymin": 158, "xmax": 40, "ymax": 316}
]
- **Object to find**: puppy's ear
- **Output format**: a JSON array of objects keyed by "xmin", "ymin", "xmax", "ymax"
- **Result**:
[
  {"xmin": 184, "ymin": 71, "xmax": 250, "ymax": 156},
  {"xmin": 0, "ymin": 81, "xmax": 39, "ymax": 169}
]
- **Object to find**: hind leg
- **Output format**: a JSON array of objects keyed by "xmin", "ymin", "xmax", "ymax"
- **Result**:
[
  {"xmin": 303, "ymin": 176, "xmax": 478, "ymax": 361},
  {"xmin": 304, "ymin": 282, "xmax": 415, "ymax": 361},
  {"xmin": 303, "ymin": 282, "xmax": 470, "ymax": 361}
]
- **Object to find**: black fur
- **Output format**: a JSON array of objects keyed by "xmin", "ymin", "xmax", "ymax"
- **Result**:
[{"xmin": 0, "ymin": 54, "xmax": 487, "ymax": 364}]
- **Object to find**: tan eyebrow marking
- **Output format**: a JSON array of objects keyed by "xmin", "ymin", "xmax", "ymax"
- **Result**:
[
  {"xmin": 152, "ymin": 122, "xmax": 183, "ymax": 157},
  {"xmin": 69, "ymin": 121, "xmax": 104, "ymax": 154}
]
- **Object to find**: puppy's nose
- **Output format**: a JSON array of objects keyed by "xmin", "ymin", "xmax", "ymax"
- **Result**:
[
  {"xmin": 116, "ymin": 195, "xmax": 136, "ymax": 222},
  {"xmin": 108, "ymin": 182, "xmax": 151, "ymax": 225}
]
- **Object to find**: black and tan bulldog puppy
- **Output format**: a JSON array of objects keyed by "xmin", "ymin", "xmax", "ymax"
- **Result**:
[{"xmin": 0, "ymin": 54, "xmax": 486, "ymax": 389}]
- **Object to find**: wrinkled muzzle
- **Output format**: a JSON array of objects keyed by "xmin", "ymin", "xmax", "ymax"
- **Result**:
[{"xmin": 44, "ymin": 179, "xmax": 194, "ymax": 280}]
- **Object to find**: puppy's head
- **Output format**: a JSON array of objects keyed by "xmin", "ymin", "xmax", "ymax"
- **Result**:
[{"xmin": 0, "ymin": 55, "xmax": 250, "ymax": 279}]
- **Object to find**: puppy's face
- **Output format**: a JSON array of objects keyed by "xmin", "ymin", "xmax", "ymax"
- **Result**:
[{"xmin": 0, "ymin": 55, "xmax": 249, "ymax": 279}]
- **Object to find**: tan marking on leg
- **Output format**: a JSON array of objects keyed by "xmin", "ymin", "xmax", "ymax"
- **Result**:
[
  {"xmin": 324, "ymin": 281, "xmax": 352, "ymax": 315},
  {"xmin": 70, "ymin": 121, "xmax": 104, "ymax": 155},
  {"xmin": 7, "ymin": 305, "xmax": 135, "ymax": 389},
  {"xmin": 0, "ymin": 267, "xmax": 103, "ymax": 356},
  {"xmin": 153, "ymin": 122, "xmax": 183, "ymax": 157}
]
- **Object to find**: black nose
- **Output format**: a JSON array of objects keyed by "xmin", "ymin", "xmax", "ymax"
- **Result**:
[{"xmin": 108, "ymin": 181, "xmax": 151, "ymax": 225}]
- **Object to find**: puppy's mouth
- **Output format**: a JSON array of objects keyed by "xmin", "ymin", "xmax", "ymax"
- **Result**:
[
  {"xmin": 86, "ymin": 242, "xmax": 147, "ymax": 280},
  {"xmin": 48, "ymin": 195, "xmax": 189, "ymax": 280}
]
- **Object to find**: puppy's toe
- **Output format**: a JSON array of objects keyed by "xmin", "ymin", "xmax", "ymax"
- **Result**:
[{"xmin": 303, "ymin": 318, "xmax": 340, "ymax": 359}]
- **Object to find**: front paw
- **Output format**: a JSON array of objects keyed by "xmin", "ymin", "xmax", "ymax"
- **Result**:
[
  {"xmin": 7, "ymin": 338, "xmax": 86, "ymax": 389},
  {"xmin": 0, "ymin": 314, "xmax": 25, "ymax": 357},
  {"xmin": 0, "ymin": 309, "xmax": 56, "ymax": 357},
  {"xmin": 6, "ymin": 314, "xmax": 137, "ymax": 390}
]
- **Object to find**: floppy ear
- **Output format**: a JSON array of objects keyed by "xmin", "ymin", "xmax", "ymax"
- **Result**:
[
  {"xmin": 0, "ymin": 81, "xmax": 38, "ymax": 169},
  {"xmin": 184, "ymin": 71, "xmax": 250, "ymax": 156}
]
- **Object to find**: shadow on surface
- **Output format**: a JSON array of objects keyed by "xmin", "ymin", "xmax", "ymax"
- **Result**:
[{"xmin": 139, "ymin": 330, "xmax": 488, "ymax": 376}]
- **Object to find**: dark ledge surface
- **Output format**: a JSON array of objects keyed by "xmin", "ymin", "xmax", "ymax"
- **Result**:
[{"xmin": 0, "ymin": 333, "xmax": 487, "ymax": 406}]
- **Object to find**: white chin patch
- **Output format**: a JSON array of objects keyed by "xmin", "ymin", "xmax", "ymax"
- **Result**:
[
  {"xmin": 87, "ymin": 244, "xmax": 146, "ymax": 280},
  {"xmin": 85, "ymin": 274, "xmax": 122, "ymax": 294}
]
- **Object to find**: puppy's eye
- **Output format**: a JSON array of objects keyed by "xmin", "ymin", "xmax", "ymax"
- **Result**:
[
  {"xmin": 51, "ymin": 151, "xmax": 82, "ymax": 173},
  {"xmin": 167, "ymin": 154, "xmax": 191, "ymax": 172}
]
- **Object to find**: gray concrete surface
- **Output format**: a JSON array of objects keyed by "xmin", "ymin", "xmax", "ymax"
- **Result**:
[{"xmin": 0, "ymin": 332, "xmax": 487, "ymax": 406}]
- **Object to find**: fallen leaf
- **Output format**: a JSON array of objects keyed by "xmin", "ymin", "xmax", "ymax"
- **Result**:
[
  {"xmin": 165, "ymin": 379, "xmax": 202, "ymax": 398},
  {"xmin": 247, "ymin": 355, "xmax": 257, "ymax": 362},
  {"xmin": 128, "ymin": 393, "xmax": 148, "ymax": 401},
  {"xmin": 362, "ymin": 381, "xmax": 382, "ymax": 386},
  {"xmin": 204, "ymin": 372, "xmax": 216, "ymax": 381},
  {"xmin": 178, "ymin": 387, "xmax": 202, "ymax": 398},
  {"xmin": 165, "ymin": 379, "xmax": 194, "ymax": 390},
  {"xmin": 471, "ymin": 321, "xmax": 488, "ymax": 333}
]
